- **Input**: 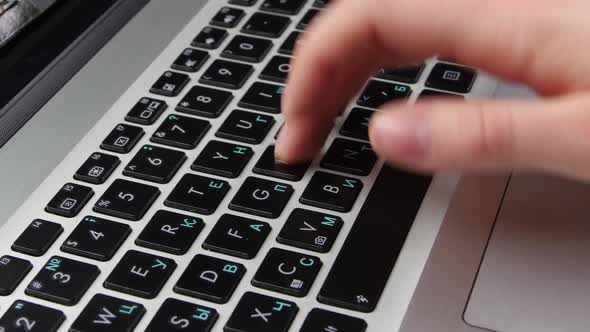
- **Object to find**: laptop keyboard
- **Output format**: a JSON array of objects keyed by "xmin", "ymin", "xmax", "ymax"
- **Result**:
[{"xmin": 0, "ymin": 0, "xmax": 487, "ymax": 331}]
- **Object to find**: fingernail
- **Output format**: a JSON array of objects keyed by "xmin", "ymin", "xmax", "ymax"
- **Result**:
[{"xmin": 370, "ymin": 110, "xmax": 431, "ymax": 161}]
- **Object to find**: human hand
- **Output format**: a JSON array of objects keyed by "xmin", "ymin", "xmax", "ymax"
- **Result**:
[{"xmin": 275, "ymin": 0, "xmax": 590, "ymax": 181}]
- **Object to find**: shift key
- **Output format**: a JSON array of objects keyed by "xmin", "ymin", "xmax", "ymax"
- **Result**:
[{"xmin": 317, "ymin": 166, "xmax": 431, "ymax": 312}]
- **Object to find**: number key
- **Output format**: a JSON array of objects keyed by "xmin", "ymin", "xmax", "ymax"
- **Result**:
[
  {"xmin": 0, "ymin": 300, "xmax": 65, "ymax": 332},
  {"xmin": 61, "ymin": 216, "xmax": 131, "ymax": 261},
  {"xmin": 26, "ymin": 256, "xmax": 100, "ymax": 306},
  {"xmin": 93, "ymin": 179, "xmax": 160, "ymax": 221},
  {"xmin": 124, "ymin": 145, "xmax": 186, "ymax": 183},
  {"xmin": 222, "ymin": 35, "xmax": 273, "ymax": 63},
  {"xmin": 151, "ymin": 114, "xmax": 211, "ymax": 149},
  {"xmin": 200, "ymin": 59, "xmax": 254, "ymax": 90},
  {"xmin": 177, "ymin": 86, "xmax": 233, "ymax": 118}
]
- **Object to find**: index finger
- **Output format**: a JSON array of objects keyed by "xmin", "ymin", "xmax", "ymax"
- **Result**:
[{"xmin": 275, "ymin": 0, "xmax": 546, "ymax": 163}]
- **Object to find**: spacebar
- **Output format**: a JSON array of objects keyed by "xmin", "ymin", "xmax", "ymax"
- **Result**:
[{"xmin": 317, "ymin": 165, "xmax": 432, "ymax": 313}]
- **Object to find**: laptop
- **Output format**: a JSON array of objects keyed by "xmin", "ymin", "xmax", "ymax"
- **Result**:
[{"xmin": 1, "ymin": 0, "xmax": 586, "ymax": 331}]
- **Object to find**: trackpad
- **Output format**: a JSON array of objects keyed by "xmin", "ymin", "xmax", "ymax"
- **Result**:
[{"xmin": 464, "ymin": 173, "xmax": 590, "ymax": 332}]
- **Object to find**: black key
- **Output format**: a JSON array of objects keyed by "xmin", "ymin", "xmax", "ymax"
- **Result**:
[
  {"xmin": 146, "ymin": 298, "xmax": 218, "ymax": 332},
  {"xmin": 124, "ymin": 145, "xmax": 186, "ymax": 183},
  {"xmin": 426, "ymin": 62, "xmax": 476, "ymax": 93},
  {"xmin": 12, "ymin": 219, "xmax": 63, "ymax": 256},
  {"xmin": 151, "ymin": 114, "xmax": 211, "ymax": 149},
  {"xmin": 193, "ymin": 26, "xmax": 228, "ymax": 49},
  {"xmin": 200, "ymin": 59, "xmax": 253, "ymax": 90},
  {"xmin": 378, "ymin": 64, "xmax": 425, "ymax": 84},
  {"xmin": 70, "ymin": 294, "xmax": 145, "ymax": 332},
  {"xmin": 26, "ymin": 256, "xmax": 99, "ymax": 306},
  {"xmin": 61, "ymin": 216, "xmax": 131, "ymax": 261},
  {"xmin": 261, "ymin": 0, "xmax": 305, "ymax": 15},
  {"xmin": 297, "ymin": 9, "xmax": 319, "ymax": 30},
  {"xmin": 357, "ymin": 80, "xmax": 411, "ymax": 109},
  {"xmin": 136, "ymin": 210, "xmax": 204, "ymax": 255},
  {"xmin": 300, "ymin": 309, "xmax": 367, "ymax": 332},
  {"xmin": 253, "ymin": 145, "xmax": 308, "ymax": 181},
  {"xmin": 211, "ymin": 6, "xmax": 245, "ymax": 28},
  {"xmin": 225, "ymin": 292, "xmax": 298, "ymax": 332},
  {"xmin": 216, "ymin": 110, "xmax": 275, "ymax": 144},
  {"xmin": 277, "ymin": 208, "xmax": 343, "ymax": 253},
  {"xmin": 260, "ymin": 55, "xmax": 292, "ymax": 83},
  {"xmin": 192, "ymin": 140, "xmax": 253, "ymax": 178},
  {"xmin": 313, "ymin": 0, "xmax": 331, "ymax": 8},
  {"xmin": 45, "ymin": 183, "xmax": 94, "ymax": 218},
  {"xmin": 252, "ymin": 248, "xmax": 321, "ymax": 297},
  {"xmin": 230, "ymin": 0, "xmax": 258, "ymax": 5},
  {"xmin": 101, "ymin": 124, "xmax": 144, "ymax": 154},
  {"xmin": 239, "ymin": 82, "xmax": 285, "ymax": 114},
  {"xmin": 222, "ymin": 35, "xmax": 273, "ymax": 63},
  {"xmin": 165, "ymin": 174, "xmax": 230, "ymax": 215},
  {"xmin": 150, "ymin": 71, "xmax": 190, "ymax": 97},
  {"xmin": 300, "ymin": 171, "xmax": 363, "ymax": 212},
  {"xmin": 230, "ymin": 176, "xmax": 293, "ymax": 218},
  {"xmin": 172, "ymin": 48, "xmax": 209, "ymax": 73},
  {"xmin": 94, "ymin": 179, "xmax": 160, "ymax": 221},
  {"xmin": 0, "ymin": 300, "xmax": 65, "ymax": 332},
  {"xmin": 0, "ymin": 256, "xmax": 32, "ymax": 295},
  {"xmin": 126, "ymin": 97, "xmax": 167, "ymax": 125},
  {"xmin": 203, "ymin": 214, "xmax": 271, "ymax": 259},
  {"xmin": 174, "ymin": 254, "xmax": 245, "ymax": 304},
  {"xmin": 321, "ymin": 138, "xmax": 377, "ymax": 176},
  {"xmin": 339, "ymin": 107, "xmax": 375, "ymax": 141},
  {"xmin": 242, "ymin": 12, "xmax": 291, "ymax": 38},
  {"xmin": 318, "ymin": 166, "xmax": 431, "ymax": 312},
  {"xmin": 75, "ymin": 152, "xmax": 120, "ymax": 185},
  {"xmin": 177, "ymin": 86, "xmax": 233, "ymax": 118},
  {"xmin": 419, "ymin": 89, "xmax": 464, "ymax": 99},
  {"xmin": 104, "ymin": 250, "xmax": 176, "ymax": 299},
  {"xmin": 278, "ymin": 31, "xmax": 300, "ymax": 55}
]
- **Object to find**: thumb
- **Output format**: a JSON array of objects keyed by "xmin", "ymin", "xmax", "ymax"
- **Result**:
[{"xmin": 368, "ymin": 95, "xmax": 590, "ymax": 180}]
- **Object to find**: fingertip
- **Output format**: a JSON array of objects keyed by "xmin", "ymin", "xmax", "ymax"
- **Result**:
[{"xmin": 369, "ymin": 109, "xmax": 431, "ymax": 164}]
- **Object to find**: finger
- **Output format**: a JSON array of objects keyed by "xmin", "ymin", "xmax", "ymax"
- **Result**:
[
  {"xmin": 276, "ymin": 0, "xmax": 570, "ymax": 163},
  {"xmin": 369, "ymin": 95, "xmax": 590, "ymax": 180}
]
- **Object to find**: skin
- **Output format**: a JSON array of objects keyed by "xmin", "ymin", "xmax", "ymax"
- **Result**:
[{"xmin": 275, "ymin": 0, "xmax": 590, "ymax": 181}]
